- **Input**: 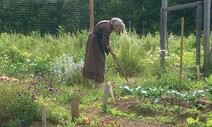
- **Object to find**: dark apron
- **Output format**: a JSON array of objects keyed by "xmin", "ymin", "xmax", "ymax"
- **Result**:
[
  {"xmin": 94, "ymin": 33, "xmax": 106, "ymax": 71},
  {"xmin": 96, "ymin": 34, "xmax": 104, "ymax": 55}
]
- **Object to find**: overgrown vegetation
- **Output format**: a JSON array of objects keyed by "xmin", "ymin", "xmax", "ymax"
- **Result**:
[{"xmin": 0, "ymin": 31, "xmax": 212, "ymax": 126}]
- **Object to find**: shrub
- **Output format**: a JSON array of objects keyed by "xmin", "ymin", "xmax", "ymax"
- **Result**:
[
  {"xmin": 0, "ymin": 32, "xmax": 88, "ymax": 76},
  {"xmin": 107, "ymin": 32, "xmax": 148, "ymax": 76},
  {"xmin": 0, "ymin": 57, "xmax": 52, "ymax": 76},
  {"xmin": 186, "ymin": 117, "xmax": 204, "ymax": 127},
  {"xmin": 0, "ymin": 82, "xmax": 39, "ymax": 126},
  {"xmin": 159, "ymin": 72, "xmax": 179, "ymax": 90},
  {"xmin": 50, "ymin": 56, "xmax": 84, "ymax": 85}
]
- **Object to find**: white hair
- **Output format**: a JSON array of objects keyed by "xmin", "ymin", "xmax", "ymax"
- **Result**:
[{"xmin": 111, "ymin": 17, "xmax": 125, "ymax": 30}]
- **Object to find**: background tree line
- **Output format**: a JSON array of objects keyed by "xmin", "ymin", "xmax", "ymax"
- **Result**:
[
  {"xmin": 95, "ymin": 0, "xmax": 212, "ymax": 35},
  {"xmin": 0, "ymin": 0, "xmax": 211, "ymax": 35}
]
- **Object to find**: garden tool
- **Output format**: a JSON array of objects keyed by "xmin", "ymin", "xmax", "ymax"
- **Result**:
[{"xmin": 113, "ymin": 56, "xmax": 132, "ymax": 86}]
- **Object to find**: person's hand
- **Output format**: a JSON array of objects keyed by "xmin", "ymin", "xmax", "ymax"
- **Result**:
[{"xmin": 110, "ymin": 51, "xmax": 117, "ymax": 60}]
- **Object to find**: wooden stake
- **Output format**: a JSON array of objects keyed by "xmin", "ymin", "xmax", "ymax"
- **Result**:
[
  {"xmin": 71, "ymin": 96, "xmax": 79, "ymax": 121},
  {"xmin": 160, "ymin": 0, "xmax": 168, "ymax": 71},
  {"xmin": 197, "ymin": 65, "xmax": 200, "ymax": 80},
  {"xmin": 103, "ymin": 81, "xmax": 115, "ymax": 105},
  {"xmin": 41, "ymin": 106, "xmax": 46, "ymax": 127},
  {"xmin": 103, "ymin": 83, "xmax": 110, "ymax": 105},
  {"xmin": 179, "ymin": 17, "xmax": 184, "ymax": 92},
  {"xmin": 89, "ymin": 0, "xmax": 94, "ymax": 31},
  {"xmin": 203, "ymin": 0, "xmax": 211, "ymax": 76},
  {"xmin": 109, "ymin": 82, "xmax": 115, "ymax": 104},
  {"xmin": 196, "ymin": 5, "xmax": 202, "ymax": 80}
]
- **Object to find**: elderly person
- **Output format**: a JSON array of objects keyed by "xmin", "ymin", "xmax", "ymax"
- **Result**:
[{"xmin": 82, "ymin": 17, "xmax": 125, "ymax": 88}]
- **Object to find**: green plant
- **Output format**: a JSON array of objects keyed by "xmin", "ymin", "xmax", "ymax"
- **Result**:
[
  {"xmin": 107, "ymin": 32, "xmax": 148, "ymax": 76},
  {"xmin": 123, "ymin": 86, "xmax": 164, "ymax": 104},
  {"xmin": 57, "ymin": 25, "xmax": 66, "ymax": 36},
  {"xmin": 35, "ymin": 96, "xmax": 73, "ymax": 126},
  {"xmin": 137, "ymin": 102, "xmax": 153, "ymax": 114},
  {"xmin": 206, "ymin": 112, "xmax": 212, "ymax": 127},
  {"xmin": 134, "ymin": 86, "xmax": 148, "ymax": 102},
  {"xmin": 205, "ymin": 75, "xmax": 212, "ymax": 86},
  {"xmin": 207, "ymin": 120, "xmax": 212, "ymax": 127},
  {"xmin": 156, "ymin": 116, "xmax": 175, "ymax": 124},
  {"xmin": 185, "ymin": 92, "xmax": 202, "ymax": 112},
  {"xmin": 79, "ymin": 89, "xmax": 103, "ymax": 104},
  {"xmin": 0, "ymin": 82, "xmax": 39, "ymax": 126},
  {"xmin": 186, "ymin": 117, "xmax": 204, "ymax": 127},
  {"xmin": 146, "ymin": 87, "xmax": 164, "ymax": 104},
  {"xmin": 102, "ymin": 105, "xmax": 137, "ymax": 120},
  {"xmin": 159, "ymin": 72, "xmax": 180, "ymax": 90},
  {"xmin": 110, "ymin": 108, "xmax": 137, "ymax": 119},
  {"xmin": 205, "ymin": 89, "xmax": 212, "ymax": 100},
  {"xmin": 50, "ymin": 56, "xmax": 84, "ymax": 85},
  {"xmin": 168, "ymin": 90, "xmax": 203, "ymax": 112}
]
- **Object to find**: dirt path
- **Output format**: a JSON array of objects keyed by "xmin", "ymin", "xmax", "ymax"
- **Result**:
[{"xmin": 76, "ymin": 107, "xmax": 174, "ymax": 127}]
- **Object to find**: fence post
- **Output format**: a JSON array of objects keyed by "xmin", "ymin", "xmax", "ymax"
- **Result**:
[
  {"xmin": 179, "ymin": 17, "xmax": 184, "ymax": 92},
  {"xmin": 203, "ymin": 0, "xmax": 211, "ymax": 76},
  {"xmin": 42, "ymin": 106, "xmax": 46, "ymax": 127},
  {"xmin": 160, "ymin": 0, "xmax": 168, "ymax": 71},
  {"xmin": 71, "ymin": 96, "xmax": 79, "ymax": 121},
  {"xmin": 129, "ymin": 20, "xmax": 131, "ymax": 33},
  {"xmin": 103, "ymin": 83, "xmax": 110, "ymax": 105},
  {"xmin": 89, "ymin": 0, "xmax": 94, "ymax": 31},
  {"xmin": 196, "ymin": 5, "xmax": 203, "ymax": 80}
]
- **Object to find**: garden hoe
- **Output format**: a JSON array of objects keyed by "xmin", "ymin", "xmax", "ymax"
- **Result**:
[{"xmin": 113, "ymin": 56, "xmax": 132, "ymax": 86}]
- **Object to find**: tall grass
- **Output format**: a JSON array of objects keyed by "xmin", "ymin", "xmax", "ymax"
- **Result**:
[
  {"xmin": 0, "ymin": 31, "xmax": 210, "ymax": 81},
  {"xmin": 0, "ymin": 82, "xmax": 39, "ymax": 126}
]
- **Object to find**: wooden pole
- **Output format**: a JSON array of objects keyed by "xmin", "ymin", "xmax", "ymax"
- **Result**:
[
  {"xmin": 196, "ymin": 5, "xmax": 203, "ymax": 80},
  {"xmin": 129, "ymin": 20, "xmax": 131, "ymax": 33},
  {"xmin": 89, "ymin": 0, "xmax": 94, "ymax": 31},
  {"xmin": 163, "ymin": 1, "xmax": 201, "ymax": 11},
  {"xmin": 179, "ymin": 17, "xmax": 184, "ymax": 92},
  {"xmin": 71, "ymin": 96, "xmax": 79, "ymax": 121},
  {"xmin": 41, "ymin": 106, "xmax": 46, "ymax": 127},
  {"xmin": 160, "ymin": 9, "xmax": 165, "ymax": 70},
  {"xmin": 164, "ymin": 0, "xmax": 168, "ymax": 60},
  {"xmin": 109, "ymin": 82, "xmax": 115, "ymax": 104},
  {"xmin": 160, "ymin": 0, "xmax": 168, "ymax": 71},
  {"xmin": 203, "ymin": 0, "xmax": 211, "ymax": 76}
]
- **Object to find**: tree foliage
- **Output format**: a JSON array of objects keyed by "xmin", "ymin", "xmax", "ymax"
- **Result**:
[
  {"xmin": 94, "ymin": 0, "xmax": 211, "ymax": 35},
  {"xmin": 0, "ymin": 0, "xmax": 211, "ymax": 35}
]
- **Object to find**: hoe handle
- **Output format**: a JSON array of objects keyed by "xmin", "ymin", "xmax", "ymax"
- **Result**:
[{"xmin": 114, "ymin": 57, "xmax": 129, "ymax": 83}]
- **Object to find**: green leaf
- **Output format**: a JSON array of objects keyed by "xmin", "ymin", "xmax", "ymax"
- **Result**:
[
  {"xmin": 205, "ymin": 75, "xmax": 212, "ymax": 85},
  {"xmin": 154, "ymin": 98, "xmax": 161, "ymax": 104},
  {"xmin": 209, "ymin": 75, "xmax": 212, "ymax": 85},
  {"xmin": 187, "ymin": 117, "xmax": 195, "ymax": 124},
  {"xmin": 207, "ymin": 119, "xmax": 212, "ymax": 126},
  {"xmin": 140, "ymin": 89, "xmax": 148, "ymax": 94},
  {"xmin": 206, "ymin": 92, "xmax": 212, "ymax": 99},
  {"xmin": 124, "ymin": 86, "xmax": 133, "ymax": 94}
]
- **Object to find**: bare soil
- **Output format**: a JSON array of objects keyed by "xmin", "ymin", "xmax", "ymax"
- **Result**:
[{"xmin": 31, "ymin": 93, "xmax": 212, "ymax": 127}]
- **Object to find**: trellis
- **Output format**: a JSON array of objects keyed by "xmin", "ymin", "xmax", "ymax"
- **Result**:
[{"xmin": 160, "ymin": 0, "xmax": 211, "ymax": 77}]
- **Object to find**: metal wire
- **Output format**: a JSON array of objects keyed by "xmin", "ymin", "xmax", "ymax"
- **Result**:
[{"xmin": 0, "ymin": 0, "xmax": 89, "ymax": 35}]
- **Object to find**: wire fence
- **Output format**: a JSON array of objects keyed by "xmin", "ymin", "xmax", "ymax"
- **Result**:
[{"xmin": 0, "ymin": 0, "xmax": 89, "ymax": 35}]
